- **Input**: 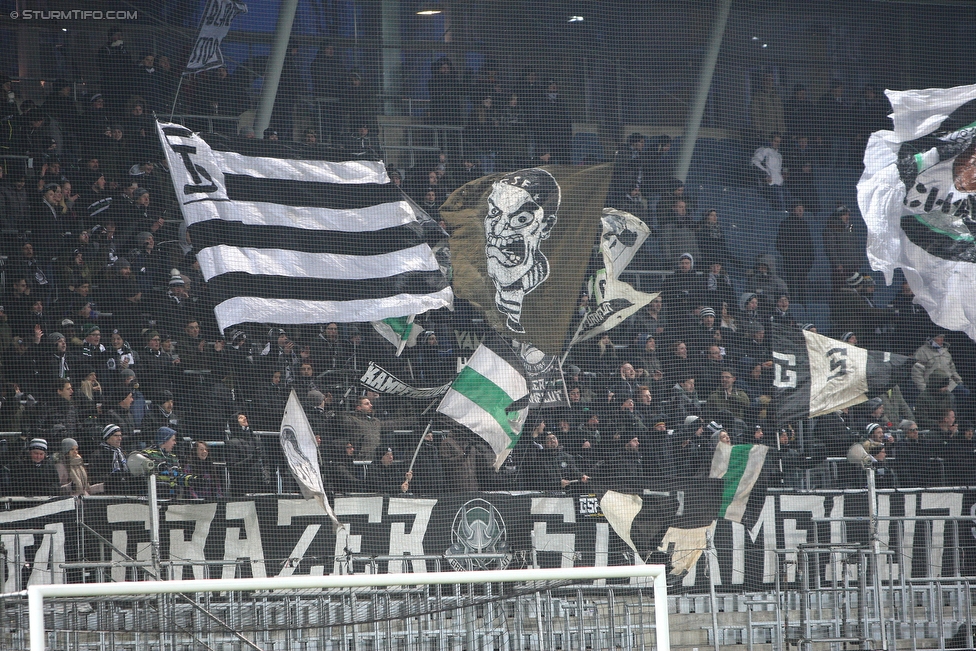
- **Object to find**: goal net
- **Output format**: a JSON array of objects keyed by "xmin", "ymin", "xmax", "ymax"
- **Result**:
[{"xmin": 26, "ymin": 564, "xmax": 669, "ymax": 651}]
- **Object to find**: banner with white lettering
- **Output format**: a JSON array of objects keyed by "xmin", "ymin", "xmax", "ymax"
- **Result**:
[
  {"xmin": 511, "ymin": 339, "xmax": 568, "ymax": 408},
  {"xmin": 185, "ymin": 0, "xmax": 248, "ymax": 73},
  {"xmin": 359, "ymin": 361, "xmax": 451, "ymax": 399},
  {"xmin": 570, "ymin": 208, "xmax": 658, "ymax": 347},
  {"xmin": 4, "ymin": 490, "xmax": 975, "ymax": 589}
]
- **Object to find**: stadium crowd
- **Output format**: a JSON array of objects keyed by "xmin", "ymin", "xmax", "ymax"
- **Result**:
[{"xmin": 1, "ymin": 33, "xmax": 975, "ymax": 501}]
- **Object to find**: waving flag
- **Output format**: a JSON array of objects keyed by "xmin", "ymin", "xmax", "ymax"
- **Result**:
[
  {"xmin": 371, "ymin": 315, "xmax": 422, "ymax": 356},
  {"xmin": 441, "ymin": 165, "xmax": 612, "ymax": 356},
  {"xmin": 858, "ymin": 83, "xmax": 976, "ymax": 342},
  {"xmin": 437, "ymin": 334, "xmax": 529, "ymax": 469},
  {"xmin": 601, "ymin": 442, "xmax": 768, "ymax": 576},
  {"xmin": 570, "ymin": 207, "xmax": 659, "ymax": 346},
  {"xmin": 157, "ymin": 122, "xmax": 452, "ymax": 332},
  {"xmin": 769, "ymin": 324, "xmax": 911, "ymax": 423},
  {"xmin": 710, "ymin": 442, "xmax": 768, "ymax": 524},
  {"xmin": 185, "ymin": 0, "xmax": 248, "ymax": 73},
  {"xmin": 280, "ymin": 391, "xmax": 341, "ymax": 531}
]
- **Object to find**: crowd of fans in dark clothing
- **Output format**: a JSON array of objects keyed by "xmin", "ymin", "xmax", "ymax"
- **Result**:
[{"xmin": 0, "ymin": 36, "xmax": 973, "ymax": 502}]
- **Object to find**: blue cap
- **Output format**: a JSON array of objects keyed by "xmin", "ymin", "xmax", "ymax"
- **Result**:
[{"xmin": 156, "ymin": 427, "xmax": 177, "ymax": 447}]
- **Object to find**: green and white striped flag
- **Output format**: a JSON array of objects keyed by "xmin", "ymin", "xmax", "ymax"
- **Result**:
[
  {"xmin": 709, "ymin": 442, "xmax": 768, "ymax": 524},
  {"xmin": 437, "ymin": 336, "xmax": 529, "ymax": 469},
  {"xmin": 371, "ymin": 315, "xmax": 422, "ymax": 356}
]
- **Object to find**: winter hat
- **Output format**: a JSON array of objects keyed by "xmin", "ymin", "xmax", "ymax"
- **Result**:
[
  {"xmin": 865, "ymin": 422, "xmax": 883, "ymax": 436},
  {"xmin": 61, "ymin": 438, "xmax": 79, "ymax": 455},
  {"xmin": 846, "ymin": 272, "xmax": 864, "ymax": 288},
  {"xmin": 81, "ymin": 323, "xmax": 100, "ymax": 337},
  {"xmin": 101, "ymin": 423, "xmax": 122, "ymax": 440},
  {"xmin": 48, "ymin": 331, "xmax": 65, "ymax": 343},
  {"xmin": 307, "ymin": 389, "xmax": 326, "ymax": 405},
  {"xmin": 120, "ymin": 368, "xmax": 136, "ymax": 380},
  {"xmin": 679, "ymin": 252, "xmax": 694, "ymax": 266},
  {"xmin": 681, "ymin": 415, "xmax": 702, "ymax": 435},
  {"xmin": 841, "ymin": 332, "xmax": 855, "ymax": 343},
  {"xmin": 29, "ymin": 438, "xmax": 48, "ymax": 451},
  {"xmin": 699, "ymin": 306, "xmax": 716, "ymax": 319},
  {"xmin": 739, "ymin": 292, "xmax": 758, "ymax": 311},
  {"xmin": 156, "ymin": 426, "xmax": 177, "ymax": 447}
]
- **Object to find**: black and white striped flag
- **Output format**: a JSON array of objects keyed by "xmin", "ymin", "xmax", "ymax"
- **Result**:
[{"xmin": 156, "ymin": 122, "xmax": 453, "ymax": 332}]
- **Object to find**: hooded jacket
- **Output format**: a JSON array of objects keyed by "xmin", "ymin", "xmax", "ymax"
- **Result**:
[{"xmin": 912, "ymin": 338, "xmax": 963, "ymax": 392}]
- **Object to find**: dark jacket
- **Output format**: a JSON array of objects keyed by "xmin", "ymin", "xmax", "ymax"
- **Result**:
[{"xmin": 9, "ymin": 455, "xmax": 61, "ymax": 496}]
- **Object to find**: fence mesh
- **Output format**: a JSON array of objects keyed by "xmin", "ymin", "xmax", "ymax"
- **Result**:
[{"xmin": 3, "ymin": 1, "xmax": 976, "ymax": 649}]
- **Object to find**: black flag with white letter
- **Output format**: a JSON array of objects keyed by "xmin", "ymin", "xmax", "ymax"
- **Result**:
[{"xmin": 770, "ymin": 325, "xmax": 911, "ymax": 425}]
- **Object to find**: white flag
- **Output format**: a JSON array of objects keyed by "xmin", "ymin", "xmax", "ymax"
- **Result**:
[
  {"xmin": 280, "ymin": 391, "xmax": 342, "ymax": 531},
  {"xmin": 858, "ymin": 83, "xmax": 976, "ymax": 342},
  {"xmin": 185, "ymin": 0, "xmax": 248, "ymax": 73},
  {"xmin": 437, "ymin": 336, "xmax": 529, "ymax": 470},
  {"xmin": 570, "ymin": 208, "xmax": 659, "ymax": 346}
]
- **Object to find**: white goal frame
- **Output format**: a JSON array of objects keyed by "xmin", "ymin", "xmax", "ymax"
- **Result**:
[{"xmin": 28, "ymin": 564, "xmax": 670, "ymax": 651}]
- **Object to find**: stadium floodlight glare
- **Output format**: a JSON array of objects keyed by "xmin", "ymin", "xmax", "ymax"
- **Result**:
[
  {"xmin": 416, "ymin": 3, "xmax": 443, "ymax": 15},
  {"xmin": 568, "ymin": 15, "xmax": 585, "ymax": 22},
  {"xmin": 28, "ymin": 565, "xmax": 670, "ymax": 651}
]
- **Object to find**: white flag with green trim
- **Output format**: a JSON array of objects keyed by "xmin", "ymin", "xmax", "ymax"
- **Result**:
[
  {"xmin": 371, "ymin": 315, "xmax": 422, "ymax": 356},
  {"xmin": 437, "ymin": 337, "xmax": 529, "ymax": 470},
  {"xmin": 709, "ymin": 442, "xmax": 768, "ymax": 524}
]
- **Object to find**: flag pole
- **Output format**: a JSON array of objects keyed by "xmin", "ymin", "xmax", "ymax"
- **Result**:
[
  {"xmin": 420, "ymin": 395, "xmax": 441, "ymax": 416},
  {"xmin": 395, "ymin": 314, "xmax": 416, "ymax": 357},
  {"xmin": 406, "ymin": 420, "xmax": 434, "ymax": 475},
  {"xmin": 561, "ymin": 314, "xmax": 587, "ymax": 366},
  {"xmin": 170, "ymin": 73, "xmax": 187, "ymax": 121}
]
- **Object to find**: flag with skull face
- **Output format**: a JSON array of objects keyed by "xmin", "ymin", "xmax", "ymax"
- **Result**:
[{"xmin": 441, "ymin": 164, "xmax": 612, "ymax": 356}]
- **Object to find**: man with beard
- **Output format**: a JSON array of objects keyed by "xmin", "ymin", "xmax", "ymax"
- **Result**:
[
  {"xmin": 484, "ymin": 168, "xmax": 559, "ymax": 334},
  {"xmin": 310, "ymin": 322, "xmax": 343, "ymax": 373},
  {"xmin": 340, "ymin": 396, "xmax": 418, "ymax": 461}
]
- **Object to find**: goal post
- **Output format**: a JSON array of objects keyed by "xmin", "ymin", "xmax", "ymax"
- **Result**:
[{"xmin": 28, "ymin": 564, "xmax": 670, "ymax": 651}]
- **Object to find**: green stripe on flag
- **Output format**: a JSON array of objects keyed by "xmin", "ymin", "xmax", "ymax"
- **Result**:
[
  {"xmin": 718, "ymin": 444, "xmax": 753, "ymax": 519},
  {"xmin": 451, "ymin": 365, "xmax": 519, "ymax": 438},
  {"xmin": 382, "ymin": 317, "xmax": 411, "ymax": 341}
]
